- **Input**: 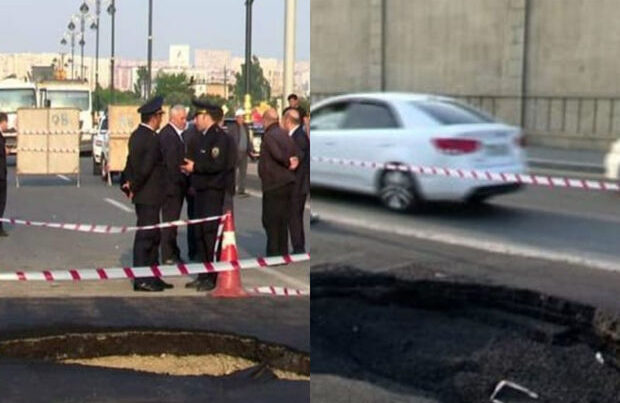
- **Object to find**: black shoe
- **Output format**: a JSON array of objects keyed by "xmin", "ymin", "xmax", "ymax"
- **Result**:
[
  {"xmin": 133, "ymin": 281, "xmax": 164, "ymax": 292},
  {"xmin": 155, "ymin": 278, "xmax": 174, "ymax": 289},
  {"xmin": 0, "ymin": 229, "xmax": 8, "ymax": 237}
]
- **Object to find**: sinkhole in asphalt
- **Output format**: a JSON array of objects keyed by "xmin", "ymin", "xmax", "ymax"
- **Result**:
[
  {"xmin": 0, "ymin": 330, "xmax": 309, "ymax": 380},
  {"xmin": 311, "ymin": 266, "xmax": 620, "ymax": 403}
]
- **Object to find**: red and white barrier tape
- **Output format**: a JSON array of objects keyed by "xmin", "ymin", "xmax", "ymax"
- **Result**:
[
  {"xmin": 0, "ymin": 213, "xmax": 227, "ymax": 234},
  {"xmin": 250, "ymin": 286, "xmax": 309, "ymax": 296},
  {"xmin": 312, "ymin": 156, "xmax": 619, "ymax": 192},
  {"xmin": 0, "ymin": 253, "xmax": 310, "ymax": 282},
  {"xmin": 17, "ymin": 147, "xmax": 78, "ymax": 153},
  {"xmin": 20, "ymin": 130, "xmax": 82, "ymax": 135}
]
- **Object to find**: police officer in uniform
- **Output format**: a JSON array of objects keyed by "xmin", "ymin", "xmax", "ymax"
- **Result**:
[
  {"xmin": 181, "ymin": 101, "xmax": 230, "ymax": 291},
  {"xmin": 122, "ymin": 96, "xmax": 172, "ymax": 292}
]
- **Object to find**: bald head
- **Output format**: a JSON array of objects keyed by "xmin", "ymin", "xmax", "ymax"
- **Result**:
[
  {"xmin": 263, "ymin": 108, "xmax": 279, "ymax": 128},
  {"xmin": 282, "ymin": 107, "xmax": 301, "ymax": 131}
]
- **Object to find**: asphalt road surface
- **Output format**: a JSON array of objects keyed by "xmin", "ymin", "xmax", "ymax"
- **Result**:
[
  {"xmin": 1, "ymin": 157, "xmax": 309, "ymax": 297},
  {"xmin": 0, "ymin": 156, "xmax": 309, "ymax": 402}
]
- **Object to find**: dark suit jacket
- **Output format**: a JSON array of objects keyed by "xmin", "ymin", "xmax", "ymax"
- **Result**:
[
  {"xmin": 228, "ymin": 122, "xmax": 254, "ymax": 157},
  {"xmin": 291, "ymin": 125, "xmax": 310, "ymax": 196},
  {"xmin": 0, "ymin": 131, "xmax": 6, "ymax": 181},
  {"xmin": 159, "ymin": 123, "xmax": 187, "ymax": 196},
  {"xmin": 125, "ymin": 124, "xmax": 165, "ymax": 206},
  {"xmin": 186, "ymin": 124, "xmax": 230, "ymax": 191},
  {"xmin": 258, "ymin": 123, "xmax": 297, "ymax": 192}
]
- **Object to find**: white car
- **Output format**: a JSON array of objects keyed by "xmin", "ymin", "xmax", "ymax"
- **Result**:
[
  {"xmin": 91, "ymin": 115, "xmax": 108, "ymax": 177},
  {"xmin": 310, "ymin": 93, "xmax": 527, "ymax": 211},
  {"xmin": 604, "ymin": 138, "xmax": 620, "ymax": 180}
]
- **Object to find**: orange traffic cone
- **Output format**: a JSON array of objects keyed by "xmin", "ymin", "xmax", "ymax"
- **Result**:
[{"xmin": 211, "ymin": 211, "xmax": 248, "ymax": 298}]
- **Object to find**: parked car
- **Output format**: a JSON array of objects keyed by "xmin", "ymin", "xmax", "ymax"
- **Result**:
[
  {"xmin": 604, "ymin": 138, "xmax": 620, "ymax": 180},
  {"xmin": 91, "ymin": 115, "xmax": 107, "ymax": 176},
  {"xmin": 310, "ymin": 92, "xmax": 527, "ymax": 211}
]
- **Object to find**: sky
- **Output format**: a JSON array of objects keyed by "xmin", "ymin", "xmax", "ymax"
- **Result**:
[{"xmin": 0, "ymin": 0, "xmax": 310, "ymax": 61}]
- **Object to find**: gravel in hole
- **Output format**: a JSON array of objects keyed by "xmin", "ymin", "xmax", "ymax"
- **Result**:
[{"xmin": 62, "ymin": 354, "xmax": 308, "ymax": 380}]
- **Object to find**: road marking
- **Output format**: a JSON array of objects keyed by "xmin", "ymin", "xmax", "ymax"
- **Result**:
[
  {"xmin": 57, "ymin": 175, "xmax": 71, "ymax": 182},
  {"xmin": 316, "ymin": 210, "xmax": 620, "ymax": 273},
  {"xmin": 104, "ymin": 198, "xmax": 133, "ymax": 213},
  {"xmin": 259, "ymin": 266, "xmax": 309, "ymax": 289}
]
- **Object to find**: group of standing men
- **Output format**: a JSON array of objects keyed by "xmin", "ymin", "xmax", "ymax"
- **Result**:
[
  {"xmin": 122, "ymin": 94, "xmax": 309, "ymax": 293},
  {"xmin": 122, "ymin": 96, "xmax": 232, "ymax": 292}
]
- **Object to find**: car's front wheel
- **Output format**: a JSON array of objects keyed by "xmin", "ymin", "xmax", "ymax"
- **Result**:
[
  {"xmin": 379, "ymin": 169, "xmax": 420, "ymax": 212},
  {"xmin": 100, "ymin": 156, "xmax": 108, "ymax": 182}
]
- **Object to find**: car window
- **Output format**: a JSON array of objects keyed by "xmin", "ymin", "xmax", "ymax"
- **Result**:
[
  {"xmin": 310, "ymin": 102, "xmax": 349, "ymax": 130},
  {"xmin": 342, "ymin": 102, "xmax": 399, "ymax": 129},
  {"xmin": 101, "ymin": 118, "xmax": 108, "ymax": 131},
  {"xmin": 412, "ymin": 100, "xmax": 496, "ymax": 125}
]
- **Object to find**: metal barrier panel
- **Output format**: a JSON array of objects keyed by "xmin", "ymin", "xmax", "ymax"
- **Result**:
[
  {"xmin": 48, "ymin": 109, "xmax": 80, "ymax": 175},
  {"xmin": 16, "ymin": 109, "xmax": 48, "ymax": 175}
]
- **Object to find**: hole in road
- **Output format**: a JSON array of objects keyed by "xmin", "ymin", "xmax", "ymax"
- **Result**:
[
  {"xmin": 311, "ymin": 266, "xmax": 620, "ymax": 403},
  {"xmin": 0, "ymin": 330, "xmax": 309, "ymax": 380}
]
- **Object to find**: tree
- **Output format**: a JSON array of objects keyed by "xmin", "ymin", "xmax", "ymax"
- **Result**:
[
  {"xmin": 154, "ymin": 72, "xmax": 195, "ymax": 106},
  {"xmin": 234, "ymin": 56, "xmax": 271, "ymax": 104},
  {"xmin": 93, "ymin": 86, "xmax": 141, "ymax": 111},
  {"xmin": 133, "ymin": 66, "xmax": 149, "ymax": 99}
]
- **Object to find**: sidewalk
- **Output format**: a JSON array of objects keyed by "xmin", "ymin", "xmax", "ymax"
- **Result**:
[{"xmin": 526, "ymin": 146, "xmax": 606, "ymax": 175}]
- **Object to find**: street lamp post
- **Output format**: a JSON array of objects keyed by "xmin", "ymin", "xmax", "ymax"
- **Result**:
[
  {"xmin": 244, "ymin": 0, "xmax": 254, "ymax": 123},
  {"xmin": 108, "ymin": 0, "xmax": 116, "ymax": 100},
  {"xmin": 90, "ymin": 0, "xmax": 101, "ymax": 111},
  {"xmin": 146, "ymin": 0, "xmax": 153, "ymax": 98},
  {"xmin": 79, "ymin": 3, "xmax": 90, "ymax": 81},
  {"xmin": 67, "ymin": 21, "xmax": 76, "ymax": 79}
]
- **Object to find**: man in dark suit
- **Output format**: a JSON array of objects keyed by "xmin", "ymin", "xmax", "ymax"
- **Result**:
[
  {"xmin": 258, "ymin": 108, "xmax": 299, "ymax": 257},
  {"xmin": 159, "ymin": 105, "xmax": 188, "ymax": 264},
  {"xmin": 181, "ymin": 101, "xmax": 231, "ymax": 291},
  {"xmin": 228, "ymin": 108, "xmax": 256, "ymax": 197},
  {"xmin": 122, "ymin": 96, "xmax": 171, "ymax": 292},
  {"xmin": 0, "ymin": 112, "xmax": 8, "ymax": 237},
  {"xmin": 283, "ymin": 107, "xmax": 309, "ymax": 253}
]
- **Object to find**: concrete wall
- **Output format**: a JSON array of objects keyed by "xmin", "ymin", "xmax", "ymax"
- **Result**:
[{"xmin": 311, "ymin": 0, "xmax": 620, "ymax": 150}]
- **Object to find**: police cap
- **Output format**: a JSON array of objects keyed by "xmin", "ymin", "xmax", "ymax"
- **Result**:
[{"xmin": 137, "ymin": 95, "xmax": 164, "ymax": 115}]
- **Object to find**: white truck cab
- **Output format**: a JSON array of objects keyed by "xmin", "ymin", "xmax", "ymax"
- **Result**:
[
  {"xmin": 0, "ymin": 78, "xmax": 38, "ymax": 154},
  {"xmin": 37, "ymin": 80, "xmax": 94, "ymax": 151}
]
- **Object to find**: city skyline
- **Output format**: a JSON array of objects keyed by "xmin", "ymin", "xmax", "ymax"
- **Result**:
[{"xmin": 0, "ymin": 0, "xmax": 310, "ymax": 61}]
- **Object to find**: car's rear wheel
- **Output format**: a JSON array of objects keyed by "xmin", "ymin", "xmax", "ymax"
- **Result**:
[{"xmin": 379, "ymin": 169, "xmax": 420, "ymax": 212}]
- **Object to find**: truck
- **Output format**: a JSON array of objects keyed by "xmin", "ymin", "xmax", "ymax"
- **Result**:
[
  {"xmin": 0, "ymin": 78, "xmax": 38, "ymax": 154},
  {"xmin": 37, "ymin": 80, "xmax": 94, "ymax": 153}
]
